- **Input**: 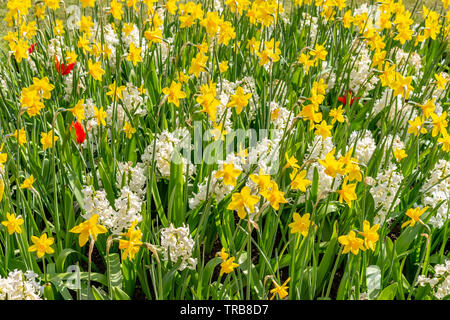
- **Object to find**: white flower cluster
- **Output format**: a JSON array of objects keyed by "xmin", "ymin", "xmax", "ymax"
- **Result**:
[
  {"xmin": 394, "ymin": 48, "xmax": 423, "ymax": 81},
  {"xmin": 320, "ymin": 61, "xmax": 336, "ymax": 93},
  {"xmin": 160, "ymin": 223, "xmax": 197, "ymax": 271},
  {"xmin": 81, "ymin": 184, "xmax": 143, "ymax": 235},
  {"xmin": 269, "ymin": 100, "xmax": 295, "ymax": 140},
  {"xmin": 47, "ymin": 37, "xmax": 64, "ymax": 63},
  {"xmin": 247, "ymin": 136, "xmax": 281, "ymax": 175},
  {"xmin": 106, "ymin": 83, "xmax": 148, "ymax": 128},
  {"xmin": 301, "ymin": 12, "xmax": 319, "ymax": 44},
  {"xmin": 83, "ymin": 98, "xmax": 99, "ymax": 134},
  {"xmin": 122, "ymin": 23, "xmax": 140, "ymax": 48},
  {"xmin": 349, "ymin": 130, "xmax": 377, "ymax": 165},
  {"xmin": 420, "ymin": 160, "xmax": 450, "ymax": 229},
  {"xmin": 370, "ymin": 163, "xmax": 404, "ymax": 224},
  {"xmin": 63, "ymin": 72, "xmax": 85, "ymax": 101},
  {"xmin": 103, "ymin": 23, "xmax": 120, "ymax": 65},
  {"xmin": 0, "ymin": 270, "xmax": 42, "ymax": 300},
  {"xmin": 123, "ymin": 83, "xmax": 148, "ymax": 115},
  {"xmin": 354, "ymin": 3, "xmax": 380, "ymax": 24},
  {"xmin": 113, "ymin": 186, "xmax": 143, "ymax": 231},
  {"xmin": 142, "ymin": 128, "xmax": 195, "ymax": 180},
  {"xmin": 0, "ymin": 73, "xmax": 8, "ymax": 91},
  {"xmin": 373, "ymin": 88, "xmax": 409, "ymax": 120},
  {"xmin": 346, "ymin": 42, "xmax": 378, "ymax": 97},
  {"xmin": 116, "ymin": 161, "xmax": 147, "ymax": 198},
  {"xmin": 417, "ymin": 260, "xmax": 450, "ymax": 300}
]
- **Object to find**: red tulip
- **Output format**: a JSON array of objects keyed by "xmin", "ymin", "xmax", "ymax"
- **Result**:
[
  {"xmin": 70, "ymin": 121, "xmax": 86, "ymax": 144},
  {"xmin": 55, "ymin": 55, "xmax": 75, "ymax": 76},
  {"xmin": 28, "ymin": 43, "xmax": 37, "ymax": 54},
  {"xmin": 338, "ymin": 90, "xmax": 359, "ymax": 106}
]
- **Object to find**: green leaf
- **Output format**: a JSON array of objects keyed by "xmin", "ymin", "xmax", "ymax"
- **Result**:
[
  {"xmin": 377, "ymin": 283, "xmax": 398, "ymax": 300},
  {"xmin": 150, "ymin": 170, "xmax": 169, "ymax": 227},
  {"xmin": 198, "ymin": 257, "xmax": 222, "ymax": 298},
  {"xmin": 168, "ymin": 150, "xmax": 184, "ymax": 226},
  {"xmin": 317, "ymin": 221, "xmax": 338, "ymax": 290},
  {"xmin": 127, "ymin": 135, "xmax": 137, "ymax": 163},
  {"xmin": 162, "ymin": 261, "xmax": 182, "ymax": 298},
  {"xmin": 56, "ymin": 248, "xmax": 80, "ymax": 273},
  {"xmin": 336, "ymin": 272, "xmax": 349, "ymax": 300},
  {"xmin": 414, "ymin": 283, "xmax": 432, "ymax": 300},
  {"xmin": 112, "ymin": 286, "xmax": 131, "ymax": 300},
  {"xmin": 122, "ymin": 258, "xmax": 136, "ymax": 298},
  {"xmin": 91, "ymin": 286, "xmax": 107, "ymax": 300},
  {"xmin": 97, "ymin": 160, "xmax": 116, "ymax": 204},
  {"xmin": 396, "ymin": 225, "xmax": 420, "ymax": 254},
  {"xmin": 366, "ymin": 265, "xmax": 381, "ymax": 300},
  {"xmin": 311, "ymin": 167, "xmax": 319, "ymax": 203},
  {"xmin": 107, "ymin": 253, "xmax": 123, "ymax": 290},
  {"xmin": 49, "ymin": 277, "xmax": 73, "ymax": 300},
  {"xmin": 43, "ymin": 283, "xmax": 55, "ymax": 300}
]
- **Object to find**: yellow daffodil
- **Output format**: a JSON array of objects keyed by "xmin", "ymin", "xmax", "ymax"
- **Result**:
[
  {"xmin": 218, "ymin": 248, "xmax": 239, "ymax": 276},
  {"xmin": 401, "ymin": 207, "xmax": 429, "ymax": 228},
  {"xmin": 289, "ymin": 169, "xmax": 311, "ymax": 192},
  {"xmin": 127, "ymin": 43, "xmax": 143, "ymax": 66},
  {"xmin": 284, "ymin": 153, "xmax": 300, "ymax": 170},
  {"xmin": 318, "ymin": 148, "xmax": 344, "ymax": 178},
  {"xmin": 215, "ymin": 163, "xmax": 242, "ymax": 187},
  {"xmin": 123, "ymin": 122, "xmax": 136, "ymax": 139},
  {"xmin": 358, "ymin": 220, "xmax": 379, "ymax": 251},
  {"xmin": 94, "ymin": 106, "xmax": 107, "ymax": 126},
  {"xmin": 12, "ymin": 128, "xmax": 27, "ymax": 146},
  {"xmin": 227, "ymin": 87, "xmax": 252, "ymax": 114},
  {"xmin": 338, "ymin": 230, "xmax": 365, "ymax": 255},
  {"xmin": 270, "ymin": 277, "xmax": 290, "ymax": 300},
  {"xmin": 28, "ymin": 233, "xmax": 55, "ymax": 258},
  {"xmin": 227, "ymin": 186, "xmax": 260, "ymax": 219},
  {"xmin": 1, "ymin": 213, "xmax": 24, "ymax": 235},
  {"xmin": 337, "ymin": 178, "xmax": 357, "ymax": 208},
  {"xmin": 20, "ymin": 174, "xmax": 35, "ymax": 190},
  {"xmin": 162, "ymin": 81, "xmax": 187, "ymax": 107},
  {"xmin": 69, "ymin": 214, "xmax": 108, "ymax": 247},
  {"xmin": 88, "ymin": 59, "xmax": 105, "ymax": 81},
  {"xmin": 394, "ymin": 148, "xmax": 407, "ymax": 162},
  {"xmin": 288, "ymin": 212, "xmax": 314, "ymax": 237},
  {"xmin": 40, "ymin": 130, "xmax": 58, "ymax": 150},
  {"xmin": 71, "ymin": 99, "xmax": 86, "ymax": 121},
  {"xmin": 119, "ymin": 220, "xmax": 143, "ymax": 260},
  {"xmin": 260, "ymin": 181, "xmax": 288, "ymax": 211}
]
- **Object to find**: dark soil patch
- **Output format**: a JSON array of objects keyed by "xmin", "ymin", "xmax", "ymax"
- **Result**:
[
  {"xmin": 387, "ymin": 222, "xmax": 402, "ymax": 241},
  {"xmin": 132, "ymin": 281, "xmax": 147, "ymax": 300},
  {"xmin": 205, "ymin": 236, "xmax": 223, "ymax": 283},
  {"xmin": 79, "ymin": 245, "xmax": 107, "ymax": 275}
]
